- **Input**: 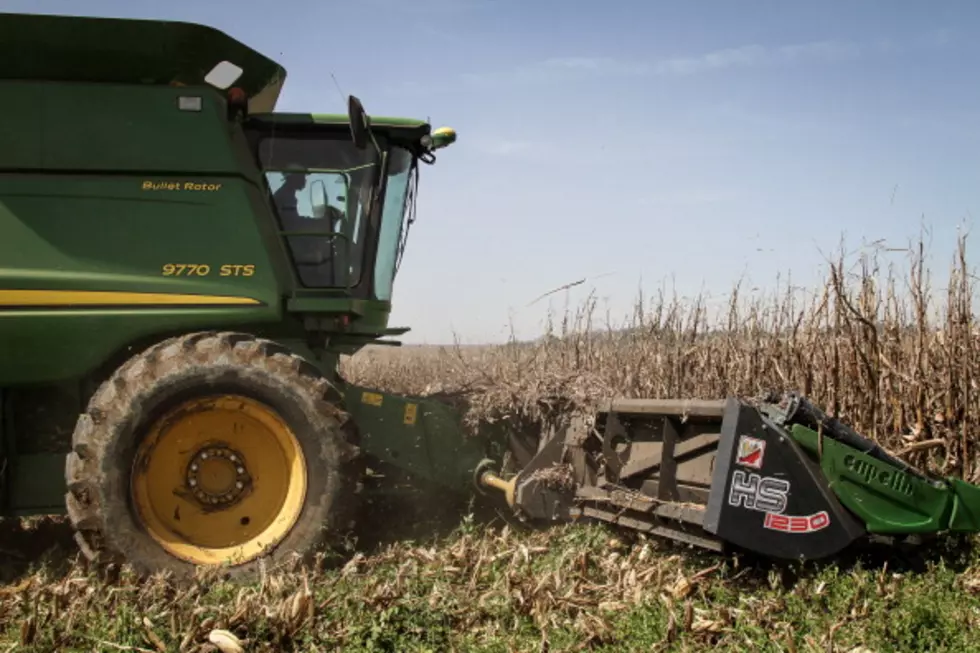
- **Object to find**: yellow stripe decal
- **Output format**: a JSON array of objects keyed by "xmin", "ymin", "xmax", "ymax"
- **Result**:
[{"xmin": 0, "ymin": 290, "xmax": 262, "ymax": 307}]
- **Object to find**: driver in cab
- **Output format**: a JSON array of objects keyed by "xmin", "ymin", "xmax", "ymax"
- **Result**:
[{"xmin": 272, "ymin": 170, "xmax": 344, "ymax": 280}]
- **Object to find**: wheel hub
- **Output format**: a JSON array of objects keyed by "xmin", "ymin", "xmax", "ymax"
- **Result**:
[
  {"xmin": 186, "ymin": 445, "xmax": 252, "ymax": 508},
  {"xmin": 132, "ymin": 394, "xmax": 308, "ymax": 565}
]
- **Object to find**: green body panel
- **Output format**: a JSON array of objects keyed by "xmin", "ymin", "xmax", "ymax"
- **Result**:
[
  {"xmin": 343, "ymin": 385, "xmax": 490, "ymax": 493},
  {"xmin": 2, "ymin": 82, "xmax": 241, "ymax": 172},
  {"xmin": 0, "ymin": 81, "xmax": 283, "ymax": 384},
  {"xmin": 6, "ymin": 454, "xmax": 65, "ymax": 515},
  {"xmin": 790, "ymin": 424, "xmax": 980, "ymax": 533},
  {"xmin": 0, "ymin": 11, "xmax": 461, "ymax": 519},
  {"xmin": 945, "ymin": 478, "xmax": 980, "ymax": 531},
  {"xmin": 1, "ymin": 309, "xmax": 277, "ymax": 386},
  {"xmin": 0, "ymin": 79, "xmax": 406, "ymax": 383}
]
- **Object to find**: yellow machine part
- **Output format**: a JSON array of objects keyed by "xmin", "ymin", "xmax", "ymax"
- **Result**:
[{"xmin": 130, "ymin": 395, "xmax": 307, "ymax": 566}]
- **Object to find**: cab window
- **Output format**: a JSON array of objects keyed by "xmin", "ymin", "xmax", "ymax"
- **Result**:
[{"xmin": 257, "ymin": 133, "xmax": 378, "ymax": 289}]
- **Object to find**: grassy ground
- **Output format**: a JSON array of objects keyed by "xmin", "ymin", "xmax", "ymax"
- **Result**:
[
  {"xmin": 4, "ymin": 511, "xmax": 980, "ymax": 651},
  {"xmin": 4, "ymin": 232, "xmax": 980, "ymax": 651}
]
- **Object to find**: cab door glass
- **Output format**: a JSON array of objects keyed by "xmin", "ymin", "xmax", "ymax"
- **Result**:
[{"xmin": 257, "ymin": 135, "xmax": 376, "ymax": 289}]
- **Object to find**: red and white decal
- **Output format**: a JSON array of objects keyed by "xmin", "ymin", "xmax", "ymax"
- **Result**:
[
  {"xmin": 736, "ymin": 435, "xmax": 766, "ymax": 469},
  {"xmin": 763, "ymin": 511, "xmax": 830, "ymax": 533}
]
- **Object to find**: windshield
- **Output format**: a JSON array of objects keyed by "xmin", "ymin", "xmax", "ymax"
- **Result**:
[
  {"xmin": 257, "ymin": 134, "xmax": 379, "ymax": 289},
  {"xmin": 374, "ymin": 146, "xmax": 417, "ymax": 302}
]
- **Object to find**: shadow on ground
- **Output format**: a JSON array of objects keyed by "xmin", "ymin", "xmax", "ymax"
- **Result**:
[
  {"xmin": 612, "ymin": 523, "xmax": 980, "ymax": 593},
  {"xmin": 351, "ymin": 466, "xmax": 512, "ymax": 553},
  {"xmin": 2, "ymin": 471, "xmax": 977, "ymax": 589},
  {"xmin": 759, "ymin": 532, "xmax": 980, "ymax": 587},
  {"xmin": 0, "ymin": 515, "xmax": 79, "ymax": 584},
  {"xmin": 0, "ymin": 466, "xmax": 515, "ymax": 585}
]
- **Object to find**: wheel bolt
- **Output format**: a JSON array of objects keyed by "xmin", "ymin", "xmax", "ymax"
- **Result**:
[{"xmin": 186, "ymin": 445, "xmax": 249, "ymax": 508}]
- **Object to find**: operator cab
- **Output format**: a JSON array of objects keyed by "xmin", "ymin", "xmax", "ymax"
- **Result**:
[
  {"xmin": 244, "ymin": 115, "xmax": 420, "ymax": 304},
  {"xmin": 201, "ymin": 56, "xmax": 455, "ymax": 305},
  {"xmin": 251, "ymin": 125, "xmax": 380, "ymax": 293},
  {"xmin": 235, "ymin": 86, "xmax": 453, "ymax": 305}
]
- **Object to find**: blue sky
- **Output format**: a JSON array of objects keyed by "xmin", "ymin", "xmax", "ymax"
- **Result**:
[{"xmin": 11, "ymin": 1, "xmax": 980, "ymax": 343}]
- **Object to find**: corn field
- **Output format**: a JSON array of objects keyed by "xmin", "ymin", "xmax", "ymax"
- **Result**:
[{"xmin": 345, "ymin": 231, "xmax": 980, "ymax": 482}]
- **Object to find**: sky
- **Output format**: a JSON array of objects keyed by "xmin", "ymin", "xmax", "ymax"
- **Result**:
[{"xmin": 9, "ymin": 1, "xmax": 980, "ymax": 343}]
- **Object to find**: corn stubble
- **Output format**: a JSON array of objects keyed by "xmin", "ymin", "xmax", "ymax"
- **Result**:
[{"xmin": 5, "ymin": 233, "xmax": 980, "ymax": 651}]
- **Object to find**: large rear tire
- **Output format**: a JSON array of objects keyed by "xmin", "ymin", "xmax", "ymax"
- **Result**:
[{"xmin": 64, "ymin": 331, "xmax": 361, "ymax": 579}]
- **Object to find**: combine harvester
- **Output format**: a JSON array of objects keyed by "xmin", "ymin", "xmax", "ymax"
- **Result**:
[{"xmin": 1, "ymin": 12, "xmax": 979, "ymax": 579}]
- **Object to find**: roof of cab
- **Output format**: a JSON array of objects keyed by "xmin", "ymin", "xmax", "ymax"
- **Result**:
[
  {"xmin": 0, "ymin": 12, "xmax": 287, "ymax": 113},
  {"xmin": 249, "ymin": 113, "xmax": 433, "ymax": 144}
]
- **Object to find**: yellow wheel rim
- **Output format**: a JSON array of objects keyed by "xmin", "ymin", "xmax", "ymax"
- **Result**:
[{"xmin": 131, "ymin": 395, "xmax": 307, "ymax": 566}]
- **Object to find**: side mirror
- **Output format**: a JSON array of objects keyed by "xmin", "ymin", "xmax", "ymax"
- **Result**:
[
  {"xmin": 310, "ymin": 180, "xmax": 330, "ymax": 219},
  {"xmin": 348, "ymin": 95, "xmax": 369, "ymax": 150}
]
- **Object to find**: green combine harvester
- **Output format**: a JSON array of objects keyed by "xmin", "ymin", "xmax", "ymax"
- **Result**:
[{"xmin": 1, "ymin": 12, "xmax": 979, "ymax": 579}]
